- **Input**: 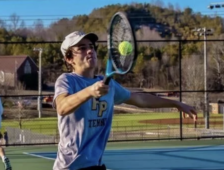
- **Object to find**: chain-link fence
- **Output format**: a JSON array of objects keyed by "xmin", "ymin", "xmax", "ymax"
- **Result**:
[{"xmin": 1, "ymin": 39, "xmax": 224, "ymax": 146}]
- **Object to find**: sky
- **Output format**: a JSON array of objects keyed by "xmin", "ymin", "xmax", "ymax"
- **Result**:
[{"xmin": 0, "ymin": 0, "xmax": 223, "ymax": 27}]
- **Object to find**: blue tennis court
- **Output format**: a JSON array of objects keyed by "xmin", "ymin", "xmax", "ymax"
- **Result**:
[{"xmin": 23, "ymin": 144, "xmax": 224, "ymax": 170}]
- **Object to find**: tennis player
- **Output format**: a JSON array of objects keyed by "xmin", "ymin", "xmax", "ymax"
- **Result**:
[
  {"xmin": 0, "ymin": 97, "xmax": 12, "ymax": 170},
  {"xmin": 53, "ymin": 31, "xmax": 197, "ymax": 170}
]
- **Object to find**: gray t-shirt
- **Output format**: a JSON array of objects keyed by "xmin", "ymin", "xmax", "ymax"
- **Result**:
[{"xmin": 53, "ymin": 73, "xmax": 130, "ymax": 170}]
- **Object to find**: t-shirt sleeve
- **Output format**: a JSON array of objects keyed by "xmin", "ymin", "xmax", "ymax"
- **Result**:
[
  {"xmin": 112, "ymin": 80, "xmax": 131, "ymax": 105},
  {"xmin": 53, "ymin": 74, "xmax": 73, "ymax": 109}
]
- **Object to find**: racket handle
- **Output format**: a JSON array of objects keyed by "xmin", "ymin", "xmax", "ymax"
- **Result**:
[
  {"xmin": 103, "ymin": 76, "xmax": 112, "ymax": 85},
  {"xmin": 96, "ymin": 77, "xmax": 111, "ymax": 101}
]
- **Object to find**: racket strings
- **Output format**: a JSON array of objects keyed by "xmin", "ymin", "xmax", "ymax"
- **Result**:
[
  {"xmin": 110, "ymin": 44, "xmax": 123, "ymax": 70},
  {"xmin": 111, "ymin": 18, "xmax": 134, "ymax": 71},
  {"xmin": 111, "ymin": 18, "xmax": 127, "ymax": 70}
]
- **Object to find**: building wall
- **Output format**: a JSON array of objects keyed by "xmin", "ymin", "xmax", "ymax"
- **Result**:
[
  {"xmin": 210, "ymin": 103, "xmax": 219, "ymax": 114},
  {"xmin": 210, "ymin": 103, "xmax": 224, "ymax": 114},
  {"xmin": 17, "ymin": 58, "xmax": 38, "ymax": 79},
  {"xmin": 0, "ymin": 58, "xmax": 38, "ymax": 89}
]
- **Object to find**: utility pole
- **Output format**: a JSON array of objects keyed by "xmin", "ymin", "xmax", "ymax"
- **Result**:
[
  {"xmin": 192, "ymin": 28, "xmax": 214, "ymax": 129},
  {"xmin": 33, "ymin": 48, "xmax": 43, "ymax": 118}
]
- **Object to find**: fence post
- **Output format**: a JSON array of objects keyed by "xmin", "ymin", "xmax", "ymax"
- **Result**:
[{"xmin": 178, "ymin": 39, "xmax": 183, "ymax": 141}]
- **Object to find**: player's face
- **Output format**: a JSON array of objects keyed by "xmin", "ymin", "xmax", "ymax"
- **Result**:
[{"xmin": 70, "ymin": 38, "xmax": 97, "ymax": 71}]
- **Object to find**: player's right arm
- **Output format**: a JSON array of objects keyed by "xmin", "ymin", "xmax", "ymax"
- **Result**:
[{"xmin": 55, "ymin": 80, "xmax": 109, "ymax": 116}]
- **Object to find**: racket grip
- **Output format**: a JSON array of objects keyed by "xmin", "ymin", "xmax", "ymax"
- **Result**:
[
  {"xmin": 103, "ymin": 76, "xmax": 112, "ymax": 85},
  {"xmin": 96, "ymin": 77, "xmax": 111, "ymax": 101}
]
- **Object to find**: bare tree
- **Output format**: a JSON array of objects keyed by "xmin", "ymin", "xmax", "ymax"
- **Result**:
[
  {"xmin": 150, "ymin": 0, "xmax": 165, "ymax": 7},
  {"xmin": 175, "ymin": 3, "xmax": 181, "ymax": 12},
  {"xmin": 33, "ymin": 19, "xmax": 45, "ymax": 39},
  {"xmin": 161, "ymin": 52, "xmax": 171, "ymax": 87},
  {"xmin": 181, "ymin": 54, "xmax": 204, "ymax": 110},
  {"xmin": 6, "ymin": 82, "xmax": 32, "ymax": 129},
  {"xmin": 0, "ymin": 72, "xmax": 15, "ymax": 98},
  {"xmin": 149, "ymin": 58, "xmax": 160, "ymax": 88},
  {"xmin": 169, "ymin": 65, "xmax": 179, "ymax": 88},
  {"xmin": 19, "ymin": 20, "xmax": 26, "ymax": 29},
  {"xmin": 136, "ymin": 26, "xmax": 166, "ymax": 48},
  {"xmin": 167, "ymin": 2, "xmax": 174, "ymax": 11},
  {"xmin": 161, "ymin": 53, "xmax": 180, "ymax": 89},
  {"xmin": 9, "ymin": 13, "xmax": 20, "ymax": 31},
  {"xmin": 12, "ymin": 97, "xmax": 31, "ymax": 129},
  {"xmin": 209, "ymin": 38, "xmax": 224, "ymax": 90},
  {"xmin": 0, "ymin": 19, "xmax": 6, "ymax": 28}
]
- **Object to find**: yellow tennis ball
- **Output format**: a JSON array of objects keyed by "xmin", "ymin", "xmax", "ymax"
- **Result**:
[{"xmin": 118, "ymin": 41, "xmax": 133, "ymax": 56}]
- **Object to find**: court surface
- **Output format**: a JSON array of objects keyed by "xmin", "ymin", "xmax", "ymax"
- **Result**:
[{"xmin": 2, "ymin": 140, "xmax": 224, "ymax": 170}]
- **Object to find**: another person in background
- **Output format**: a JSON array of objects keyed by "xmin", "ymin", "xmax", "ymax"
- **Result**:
[
  {"xmin": 0, "ymin": 97, "xmax": 12, "ymax": 170},
  {"xmin": 3, "ymin": 132, "xmax": 8, "ymax": 147}
]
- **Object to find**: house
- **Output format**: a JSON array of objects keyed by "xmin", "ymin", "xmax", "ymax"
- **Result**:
[
  {"xmin": 210, "ymin": 102, "xmax": 224, "ymax": 114},
  {"xmin": 0, "ymin": 55, "xmax": 39, "ymax": 89}
]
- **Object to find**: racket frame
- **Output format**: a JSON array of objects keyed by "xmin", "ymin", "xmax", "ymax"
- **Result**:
[{"xmin": 103, "ymin": 11, "xmax": 137, "ymax": 84}]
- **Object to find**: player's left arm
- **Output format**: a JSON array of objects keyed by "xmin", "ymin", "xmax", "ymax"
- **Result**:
[{"xmin": 124, "ymin": 93, "xmax": 197, "ymax": 121}]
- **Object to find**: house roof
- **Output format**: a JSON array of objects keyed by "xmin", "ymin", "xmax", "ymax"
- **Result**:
[{"xmin": 0, "ymin": 55, "xmax": 37, "ymax": 72}]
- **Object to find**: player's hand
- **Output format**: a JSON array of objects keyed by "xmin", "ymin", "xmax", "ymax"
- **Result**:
[
  {"xmin": 175, "ymin": 101, "xmax": 197, "ymax": 121},
  {"xmin": 89, "ymin": 81, "xmax": 109, "ymax": 98}
]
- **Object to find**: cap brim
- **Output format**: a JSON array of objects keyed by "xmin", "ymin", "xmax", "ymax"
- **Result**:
[{"xmin": 83, "ymin": 33, "xmax": 98, "ymax": 43}]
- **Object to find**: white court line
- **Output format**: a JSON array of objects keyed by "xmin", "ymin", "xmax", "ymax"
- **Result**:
[
  {"xmin": 23, "ymin": 152, "xmax": 113, "ymax": 170},
  {"xmin": 106, "ymin": 145, "xmax": 224, "ymax": 152},
  {"xmin": 23, "ymin": 152, "xmax": 55, "ymax": 161}
]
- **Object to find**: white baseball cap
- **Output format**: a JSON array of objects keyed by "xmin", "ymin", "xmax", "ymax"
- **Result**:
[{"xmin": 61, "ymin": 31, "xmax": 98, "ymax": 57}]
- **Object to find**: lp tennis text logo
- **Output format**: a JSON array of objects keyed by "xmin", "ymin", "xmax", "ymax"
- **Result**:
[{"xmin": 89, "ymin": 98, "xmax": 108, "ymax": 128}]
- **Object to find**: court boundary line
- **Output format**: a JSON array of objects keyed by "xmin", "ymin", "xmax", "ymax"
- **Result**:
[
  {"xmin": 105, "ymin": 144, "xmax": 224, "ymax": 152},
  {"xmin": 23, "ymin": 145, "xmax": 224, "ymax": 159},
  {"xmin": 23, "ymin": 152, "xmax": 113, "ymax": 170},
  {"xmin": 23, "ymin": 152, "xmax": 55, "ymax": 161},
  {"xmin": 23, "ymin": 145, "xmax": 224, "ymax": 170}
]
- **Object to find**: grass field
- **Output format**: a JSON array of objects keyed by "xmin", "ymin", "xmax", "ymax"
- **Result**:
[{"xmin": 2, "ymin": 112, "xmax": 224, "ymax": 135}]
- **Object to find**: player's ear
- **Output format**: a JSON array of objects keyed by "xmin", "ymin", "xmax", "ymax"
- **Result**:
[
  {"xmin": 65, "ymin": 57, "xmax": 73, "ymax": 65},
  {"xmin": 65, "ymin": 47, "xmax": 74, "ymax": 63}
]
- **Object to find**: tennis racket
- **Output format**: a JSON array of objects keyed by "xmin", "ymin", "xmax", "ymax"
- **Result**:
[{"xmin": 103, "ymin": 11, "xmax": 137, "ymax": 85}]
